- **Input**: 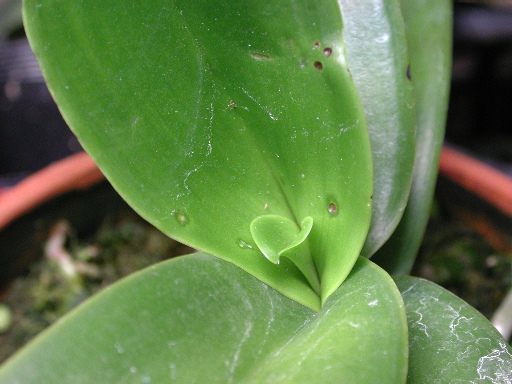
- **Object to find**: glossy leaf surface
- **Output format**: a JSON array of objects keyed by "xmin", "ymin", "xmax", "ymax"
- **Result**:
[
  {"xmin": 0, "ymin": 254, "xmax": 408, "ymax": 383},
  {"xmin": 395, "ymin": 276, "xmax": 512, "ymax": 383},
  {"xmin": 23, "ymin": 1, "xmax": 373, "ymax": 309},
  {"xmin": 373, "ymin": 0, "xmax": 452, "ymax": 274},
  {"xmin": 337, "ymin": 0, "xmax": 416, "ymax": 257}
]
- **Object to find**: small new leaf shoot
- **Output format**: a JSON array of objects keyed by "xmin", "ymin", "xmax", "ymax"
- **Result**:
[{"xmin": 250, "ymin": 215, "xmax": 319, "ymax": 295}]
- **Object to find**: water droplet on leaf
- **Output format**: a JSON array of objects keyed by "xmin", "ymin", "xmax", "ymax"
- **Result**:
[
  {"xmin": 173, "ymin": 210, "xmax": 189, "ymax": 226},
  {"xmin": 115, "ymin": 342, "xmax": 124, "ymax": 354},
  {"xmin": 236, "ymin": 238, "xmax": 253, "ymax": 249}
]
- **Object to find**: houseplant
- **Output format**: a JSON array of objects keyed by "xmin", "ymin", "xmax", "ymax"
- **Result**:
[{"xmin": 0, "ymin": 1, "xmax": 510, "ymax": 382}]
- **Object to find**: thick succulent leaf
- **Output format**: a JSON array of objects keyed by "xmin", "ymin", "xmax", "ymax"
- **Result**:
[
  {"xmin": 372, "ymin": 0, "xmax": 453, "ymax": 274},
  {"xmin": 395, "ymin": 276, "xmax": 512, "ymax": 383},
  {"xmin": 23, "ymin": 1, "xmax": 372, "ymax": 309},
  {"xmin": 337, "ymin": 0, "xmax": 416, "ymax": 257},
  {"xmin": 0, "ymin": 254, "xmax": 408, "ymax": 383}
]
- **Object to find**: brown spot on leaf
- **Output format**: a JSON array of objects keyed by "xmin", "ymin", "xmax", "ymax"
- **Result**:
[{"xmin": 313, "ymin": 61, "xmax": 323, "ymax": 70}]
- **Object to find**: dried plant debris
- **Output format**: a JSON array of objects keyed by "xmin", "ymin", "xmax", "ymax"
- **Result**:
[{"xmin": 0, "ymin": 211, "xmax": 192, "ymax": 364}]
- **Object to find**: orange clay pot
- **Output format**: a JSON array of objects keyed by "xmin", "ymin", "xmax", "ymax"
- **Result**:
[
  {"xmin": 439, "ymin": 146, "xmax": 512, "ymax": 218},
  {"xmin": 0, "ymin": 152, "xmax": 104, "ymax": 230}
]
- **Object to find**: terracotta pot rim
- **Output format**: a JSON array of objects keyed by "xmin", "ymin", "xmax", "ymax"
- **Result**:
[
  {"xmin": 439, "ymin": 145, "xmax": 512, "ymax": 218},
  {"xmin": 0, "ymin": 152, "xmax": 104, "ymax": 230}
]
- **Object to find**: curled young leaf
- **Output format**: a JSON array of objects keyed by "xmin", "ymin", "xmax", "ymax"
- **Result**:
[{"xmin": 251, "ymin": 215, "xmax": 319, "ymax": 294}]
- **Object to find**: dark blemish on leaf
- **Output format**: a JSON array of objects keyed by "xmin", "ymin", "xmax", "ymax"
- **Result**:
[
  {"xmin": 323, "ymin": 47, "xmax": 332, "ymax": 57},
  {"xmin": 250, "ymin": 52, "xmax": 271, "ymax": 61},
  {"xmin": 313, "ymin": 61, "xmax": 323, "ymax": 70},
  {"xmin": 328, "ymin": 203, "xmax": 337, "ymax": 214},
  {"xmin": 313, "ymin": 41, "xmax": 320, "ymax": 48},
  {"xmin": 228, "ymin": 100, "xmax": 237, "ymax": 109},
  {"xmin": 406, "ymin": 64, "xmax": 412, "ymax": 81}
]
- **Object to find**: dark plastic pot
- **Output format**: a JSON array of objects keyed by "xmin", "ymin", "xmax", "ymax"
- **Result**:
[{"xmin": 0, "ymin": 37, "xmax": 82, "ymax": 184}]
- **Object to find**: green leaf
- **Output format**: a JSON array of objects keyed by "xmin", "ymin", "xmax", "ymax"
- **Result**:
[
  {"xmin": 23, "ymin": 0, "xmax": 373, "ymax": 309},
  {"xmin": 395, "ymin": 276, "xmax": 512, "ymax": 383},
  {"xmin": 372, "ymin": 0, "xmax": 453, "ymax": 274},
  {"xmin": 250, "ymin": 215, "xmax": 319, "ymax": 295},
  {"xmin": 337, "ymin": 0, "xmax": 416, "ymax": 258},
  {"xmin": 0, "ymin": 254, "xmax": 408, "ymax": 383}
]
